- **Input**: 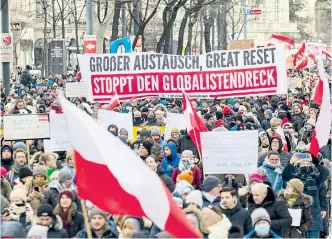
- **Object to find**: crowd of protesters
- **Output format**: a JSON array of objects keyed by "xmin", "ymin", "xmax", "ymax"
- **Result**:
[{"xmin": 0, "ymin": 62, "xmax": 331, "ymax": 239}]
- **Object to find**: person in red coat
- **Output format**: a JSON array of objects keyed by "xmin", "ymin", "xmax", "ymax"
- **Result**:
[{"xmin": 172, "ymin": 150, "xmax": 201, "ymax": 189}]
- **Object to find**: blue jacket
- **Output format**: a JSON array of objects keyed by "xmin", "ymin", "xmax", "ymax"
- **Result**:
[
  {"xmin": 259, "ymin": 163, "xmax": 284, "ymax": 193},
  {"xmin": 244, "ymin": 229, "xmax": 281, "ymax": 238},
  {"xmin": 156, "ymin": 138, "xmax": 166, "ymax": 149},
  {"xmin": 161, "ymin": 142, "xmax": 180, "ymax": 177}
]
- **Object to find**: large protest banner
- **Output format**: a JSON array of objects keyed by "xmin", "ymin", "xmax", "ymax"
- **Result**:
[
  {"xmin": 201, "ymin": 130, "xmax": 258, "ymax": 174},
  {"xmin": 97, "ymin": 110, "xmax": 134, "ymax": 139},
  {"xmin": 78, "ymin": 45, "xmax": 287, "ymax": 103},
  {"xmin": 43, "ymin": 114, "xmax": 69, "ymax": 152},
  {"xmin": 3, "ymin": 114, "xmax": 50, "ymax": 140},
  {"xmin": 65, "ymin": 82, "xmax": 88, "ymax": 97},
  {"xmin": 165, "ymin": 113, "xmax": 187, "ymax": 139}
]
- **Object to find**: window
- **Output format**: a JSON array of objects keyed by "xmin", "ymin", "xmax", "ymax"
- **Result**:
[
  {"xmin": 273, "ymin": 0, "xmax": 279, "ymax": 22},
  {"xmin": 36, "ymin": 1, "xmax": 43, "ymax": 18}
]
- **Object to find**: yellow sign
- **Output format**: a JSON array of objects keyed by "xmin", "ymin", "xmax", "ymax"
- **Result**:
[
  {"xmin": 132, "ymin": 126, "xmax": 165, "ymax": 141},
  {"xmin": 230, "ymin": 39, "xmax": 255, "ymax": 50}
]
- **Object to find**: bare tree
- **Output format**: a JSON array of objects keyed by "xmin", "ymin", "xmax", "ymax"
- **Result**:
[{"xmin": 203, "ymin": 6, "xmax": 216, "ymax": 53}]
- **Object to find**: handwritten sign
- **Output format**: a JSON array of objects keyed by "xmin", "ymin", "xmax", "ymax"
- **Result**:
[
  {"xmin": 97, "ymin": 109, "xmax": 133, "ymax": 139},
  {"xmin": 165, "ymin": 113, "xmax": 187, "ymax": 139},
  {"xmin": 4, "ymin": 114, "xmax": 50, "ymax": 140},
  {"xmin": 230, "ymin": 39, "xmax": 255, "ymax": 50},
  {"xmin": 201, "ymin": 130, "xmax": 258, "ymax": 174},
  {"xmin": 65, "ymin": 82, "xmax": 88, "ymax": 97},
  {"xmin": 43, "ymin": 114, "xmax": 69, "ymax": 152}
]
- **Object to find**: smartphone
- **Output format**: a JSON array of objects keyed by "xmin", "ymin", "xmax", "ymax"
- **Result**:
[
  {"xmin": 34, "ymin": 186, "xmax": 39, "ymax": 192},
  {"xmin": 295, "ymin": 153, "xmax": 310, "ymax": 159}
]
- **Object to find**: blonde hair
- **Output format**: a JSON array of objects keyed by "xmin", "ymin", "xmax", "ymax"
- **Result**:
[{"xmin": 270, "ymin": 117, "xmax": 282, "ymax": 127}]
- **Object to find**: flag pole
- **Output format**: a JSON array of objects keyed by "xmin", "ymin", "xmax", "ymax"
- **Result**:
[
  {"xmin": 26, "ymin": 140, "xmax": 31, "ymax": 168},
  {"xmin": 192, "ymin": 129, "xmax": 205, "ymax": 179}
]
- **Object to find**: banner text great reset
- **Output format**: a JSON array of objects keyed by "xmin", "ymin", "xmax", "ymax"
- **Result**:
[{"xmin": 77, "ymin": 44, "xmax": 287, "ymax": 102}]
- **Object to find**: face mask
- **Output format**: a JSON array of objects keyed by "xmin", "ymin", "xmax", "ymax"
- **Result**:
[{"xmin": 255, "ymin": 223, "xmax": 270, "ymax": 236}]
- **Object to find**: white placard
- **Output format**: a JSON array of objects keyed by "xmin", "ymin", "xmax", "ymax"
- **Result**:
[
  {"xmin": 97, "ymin": 109, "xmax": 133, "ymax": 139},
  {"xmin": 65, "ymin": 82, "xmax": 88, "ymax": 97},
  {"xmin": 201, "ymin": 130, "xmax": 258, "ymax": 174},
  {"xmin": 288, "ymin": 208, "xmax": 302, "ymax": 226},
  {"xmin": 4, "ymin": 114, "xmax": 50, "ymax": 140},
  {"xmin": 165, "ymin": 113, "xmax": 187, "ymax": 139},
  {"xmin": 43, "ymin": 114, "xmax": 69, "ymax": 152}
]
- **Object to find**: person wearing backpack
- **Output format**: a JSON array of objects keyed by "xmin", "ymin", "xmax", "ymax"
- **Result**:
[{"xmin": 20, "ymin": 65, "xmax": 33, "ymax": 90}]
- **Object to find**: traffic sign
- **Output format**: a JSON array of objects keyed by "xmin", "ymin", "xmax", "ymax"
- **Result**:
[
  {"xmin": 0, "ymin": 33, "xmax": 13, "ymax": 62},
  {"xmin": 192, "ymin": 45, "xmax": 199, "ymax": 55},
  {"xmin": 247, "ymin": 9, "xmax": 262, "ymax": 15},
  {"xmin": 84, "ymin": 35, "xmax": 96, "ymax": 54}
]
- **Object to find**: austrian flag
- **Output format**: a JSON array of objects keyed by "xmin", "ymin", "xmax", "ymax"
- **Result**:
[{"xmin": 58, "ymin": 94, "xmax": 200, "ymax": 238}]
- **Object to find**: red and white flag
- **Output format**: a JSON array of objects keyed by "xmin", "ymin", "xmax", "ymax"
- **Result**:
[
  {"xmin": 58, "ymin": 94, "xmax": 200, "ymax": 238},
  {"xmin": 308, "ymin": 53, "xmax": 316, "ymax": 62},
  {"xmin": 107, "ymin": 88, "xmax": 120, "ymax": 111},
  {"xmin": 182, "ymin": 91, "xmax": 208, "ymax": 156},
  {"xmin": 271, "ymin": 34, "xmax": 295, "ymax": 46},
  {"xmin": 275, "ymin": 126, "xmax": 289, "ymax": 152},
  {"xmin": 293, "ymin": 56, "xmax": 308, "ymax": 71},
  {"xmin": 310, "ymin": 59, "xmax": 332, "ymax": 157},
  {"xmin": 322, "ymin": 49, "xmax": 332, "ymax": 59},
  {"xmin": 293, "ymin": 42, "xmax": 306, "ymax": 67}
]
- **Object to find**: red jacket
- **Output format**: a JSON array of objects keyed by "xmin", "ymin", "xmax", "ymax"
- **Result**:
[{"xmin": 172, "ymin": 167, "xmax": 201, "ymax": 189}]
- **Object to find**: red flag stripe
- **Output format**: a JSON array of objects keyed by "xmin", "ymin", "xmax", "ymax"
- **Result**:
[{"xmin": 271, "ymin": 34, "xmax": 295, "ymax": 46}]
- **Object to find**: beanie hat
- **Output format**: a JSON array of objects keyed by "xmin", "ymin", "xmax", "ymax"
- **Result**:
[
  {"xmin": 293, "ymin": 103, "xmax": 303, "ymax": 110},
  {"xmin": 278, "ymin": 102, "xmax": 289, "ymax": 112},
  {"xmin": 177, "ymin": 171, "xmax": 193, "ymax": 184},
  {"xmin": 60, "ymin": 190, "xmax": 74, "ymax": 201},
  {"xmin": 139, "ymin": 128, "xmax": 150, "ymax": 138},
  {"xmin": 13, "ymin": 142, "xmax": 27, "ymax": 151},
  {"xmin": 227, "ymin": 98, "xmax": 235, "ymax": 105},
  {"xmin": 299, "ymin": 158, "xmax": 311, "ymax": 167},
  {"xmin": 202, "ymin": 207, "xmax": 223, "ymax": 223},
  {"xmin": 249, "ymin": 173, "xmax": 264, "ymax": 184},
  {"xmin": 288, "ymin": 178, "xmax": 304, "ymax": 195},
  {"xmin": 202, "ymin": 176, "xmax": 221, "ymax": 192},
  {"xmin": 181, "ymin": 150, "xmax": 193, "ymax": 158},
  {"xmin": 58, "ymin": 168, "xmax": 73, "ymax": 184},
  {"xmin": 37, "ymin": 203, "xmax": 54, "ymax": 217},
  {"xmin": 202, "ymin": 103, "xmax": 208, "ymax": 109},
  {"xmin": 186, "ymin": 190, "xmax": 203, "ymax": 209},
  {"xmin": 223, "ymin": 106, "xmax": 231, "ymax": 115},
  {"xmin": 27, "ymin": 225, "xmax": 48, "ymax": 239},
  {"xmin": 214, "ymin": 119, "xmax": 224, "ymax": 128},
  {"xmin": 239, "ymin": 105, "xmax": 247, "ymax": 112},
  {"xmin": 251, "ymin": 208, "xmax": 271, "ymax": 226},
  {"xmin": 150, "ymin": 126, "xmax": 161, "ymax": 136},
  {"xmin": 140, "ymin": 140, "xmax": 153, "ymax": 155},
  {"xmin": 89, "ymin": 207, "xmax": 107, "ymax": 221},
  {"xmin": 235, "ymin": 114, "xmax": 243, "ymax": 122},
  {"xmin": 134, "ymin": 111, "xmax": 142, "ymax": 117},
  {"xmin": 171, "ymin": 128, "xmax": 180, "ymax": 135},
  {"xmin": 1, "ymin": 166, "xmax": 8, "ymax": 178},
  {"xmin": 119, "ymin": 128, "xmax": 128, "ymax": 135},
  {"xmin": 264, "ymin": 109, "xmax": 273, "ymax": 119},
  {"xmin": 33, "ymin": 162, "xmax": 47, "ymax": 177},
  {"xmin": 19, "ymin": 167, "xmax": 33, "ymax": 179},
  {"xmin": 10, "ymin": 187, "xmax": 27, "ymax": 203}
]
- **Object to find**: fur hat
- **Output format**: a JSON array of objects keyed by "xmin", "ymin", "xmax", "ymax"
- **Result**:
[
  {"xmin": 10, "ymin": 187, "xmax": 27, "ymax": 203},
  {"xmin": 186, "ymin": 190, "xmax": 203, "ymax": 209},
  {"xmin": 89, "ymin": 207, "xmax": 107, "ymax": 221},
  {"xmin": 19, "ymin": 167, "xmax": 33, "ymax": 180},
  {"xmin": 251, "ymin": 208, "xmax": 271, "ymax": 226},
  {"xmin": 13, "ymin": 142, "xmax": 27, "ymax": 151},
  {"xmin": 150, "ymin": 126, "xmax": 161, "ymax": 136},
  {"xmin": 27, "ymin": 225, "xmax": 48, "ymax": 239},
  {"xmin": 177, "ymin": 171, "xmax": 193, "ymax": 184},
  {"xmin": 58, "ymin": 168, "xmax": 73, "ymax": 184},
  {"xmin": 202, "ymin": 176, "xmax": 221, "ymax": 192},
  {"xmin": 288, "ymin": 178, "xmax": 304, "ymax": 195}
]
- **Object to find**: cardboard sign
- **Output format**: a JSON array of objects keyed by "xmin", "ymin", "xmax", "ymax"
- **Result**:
[
  {"xmin": 230, "ymin": 39, "xmax": 255, "ymax": 50},
  {"xmin": 97, "ymin": 110, "xmax": 134, "ymax": 139},
  {"xmin": 65, "ymin": 82, "xmax": 88, "ymax": 98},
  {"xmin": 201, "ymin": 130, "xmax": 258, "ymax": 174},
  {"xmin": 4, "ymin": 114, "xmax": 50, "ymax": 140},
  {"xmin": 78, "ymin": 45, "xmax": 287, "ymax": 102},
  {"xmin": 165, "ymin": 113, "xmax": 187, "ymax": 139},
  {"xmin": 43, "ymin": 114, "xmax": 69, "ymax": 152},
  {"xmin": 132, "ymin": 126, "xmax": 165, "ymax": 141}
]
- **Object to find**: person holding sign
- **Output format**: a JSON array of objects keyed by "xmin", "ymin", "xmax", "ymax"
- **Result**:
[{"xmin": 276, "ymin": 179, "xmax": 313, "ymax": 238}]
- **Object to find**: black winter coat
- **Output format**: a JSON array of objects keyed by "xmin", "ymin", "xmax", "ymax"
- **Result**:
[
  {"xmin": 75, "ymin": 223, "xmax": 117, "ymax": 238},
  {"xmin": 248, "ymin": 186, "xmax": 292, "ymax": 237},
  {"xmin": 221, "ymin": 199, "xmax": 252, "ymax": 235},
  {"xmin": 157, "ymin": 167, "xmax": 175, "ymax": 193},
  {"xmin": 202, "ymin": 193, "xmax": 221, "ymax": 208},
  {"xmin": 177, "ymin": 135, "xmax": 198, "ymax": 156},
  {"xmin": 26, "ymin": 215, "xmax": 68, "ymax": 238},
  {"xmin": 320, "ymin": 139, "xmax": 331, "ymax": 160}
]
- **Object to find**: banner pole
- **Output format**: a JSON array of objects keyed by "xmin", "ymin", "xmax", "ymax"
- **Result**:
[
  {"xmin": 26, "ymin": 140, "xmax": 31, "ymax": 168},
  {"xmin": 192, "ymin": 129, "xmax": 205, "ymax": 179},
  {"xmin": 81, "ymin": 199, "xmax": 93, "ymax": 239}
]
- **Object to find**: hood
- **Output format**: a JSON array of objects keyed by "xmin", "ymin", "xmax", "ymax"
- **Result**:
[
  {"xmin": 206, "ymin": 215, "xmax": 232, "ymax": 239},
  {"xmin": 277, "ymin": 190, "xmax": 313, "ymax": 207},
  {"xmin": 172, "ymin": 180, "xmax": 194, "ymax": 197},
  {"xmin": 269, "ymin": 136, "xmax": 282, "ymax": 152},
  {"xmin": 248, "ymin": 186, "xmax": 275, "ymax": 206},
  {"xmin": 1, "ymin": 145, "xmax": 13, "ymax": 156},
  {"xmin": 164, "ymin": 142, "xmax": 178, "ymax": 161}
]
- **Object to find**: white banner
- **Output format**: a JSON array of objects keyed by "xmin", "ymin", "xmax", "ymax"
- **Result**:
[
  {"xmin": 165, "ymin": 113, "xmax": 187, "ymax": 139},
  {"xmin": 201, "ymin": 130, "xmax": 258, "ymax": 174},
  {"xmin": 4, "ymin": 114, "xmax": 50, "ymax": 140},
  {"xmin": 43, "ymin": 114, "xmax": 69, "ymax": 152},
  {"xmin": 65, "ymin": 82, "xmax": 88, "ymax": 97},
  {"xmin": 97, "ymin": 110, "xmax": 133, "ymax": 139}
]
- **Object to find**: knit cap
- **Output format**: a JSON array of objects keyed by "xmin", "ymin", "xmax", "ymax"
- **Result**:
[
  {"xmin": 13, "ymin": 142, "xmax": 27, "ymax": 151},
  {"xmin": 60, "ymin": 190, "xmax": 74, "ymax": 201},
  {"xmin": 202, "ymin": 176, "xmax": 221, "ymax": 192},
  {"xmin": 171, "ymin": 128, "xmax": 180, "ymax": 135},
  {"xmin": 10, "ymin": 187, "xmax": 27, "ymax": 203},
  {"xmin": 89, "ymin": 207, "xmax": 107, "ymax": 221},
  {"xmin": 181, "ymin": 150, "xmax": 193, "ymax": 158},
  {"xmin": 37, "ymin": 203, "xmax": 54, "ymax": 217},
  {"xmin": 186, "ymin": 190, "xmax": 203, "ymax": 209},
  {"xmin": 223, "ymin": 106, "xmax": 231, "ymax": 115},
  {"xmin": 58, "ymin": 168, "xmax": 73, "ymax": 184},
  {"xmin": 19, "ymin": 167, "xmax": 33, "ymax": 180},
  {"xmin": 150, "ymin": 126, "xmax": 161, "ymax": 136},
  {"xmin": 27, "ymin": 225, "xmax": 48, "ymax": 239},
  {"xmin": 288, "ymin": 178, "xmax": 304, "ymax": 195},
  {"xmin": 214, "ymin": 119, "xmax": 224, "ymax": 128},
  {"xmin": 33, "ymin": 162, "xmax": 47, "ymax": 177},
  {"xmin": 139, "ymin": 128, "xmax": 150, "ymax": 138},
  {"xmin": 177, "ymin": 171, "xmax": 193, "ymax": 184},
  {"xmin": 249, "ymin": 173, "xmax": 264, "ymax": 184},
  {"xmin": 251, "ymin": 208, "xmax": 271, "ymax": 226},
  {"xmin": 140, "ymin": 140, "xmax": 153, "ymax": 155}
]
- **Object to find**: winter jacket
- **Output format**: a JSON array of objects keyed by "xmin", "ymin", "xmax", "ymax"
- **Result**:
[
  {"xmin": 42, "ymin": 182, "xmax": 82, "ymax": 212},
  {"xmin": 277, "ymin": 190, "xmax": 313, "ymax": 238},
  {"xmin": 244, "ymin": 229, "xmax": 281, "ymax": 238},
  {"xmin": 248, "ymin": 186, "xmax": 292, "ymax": 237},
  {"xmin": 221, "ymin": 199, "xmax": 252, "ymax": 235},
  {"xmin": 319, "ymin": 139, "xmax": 331, "ymax": 160},
  {"xmin": 6, "ymin": 163, "xmax": 23, "ymax": 188},
  {"xmin": 172, "ymin": 167, "xmax": 201, "ymax": 189},
  {"xmin": 206, "ymin": 215, "xmax": 232, "ymax": 239},
  {"xmin": 177, "ymin": 135, "xmax": 198, "ymax": 156},
  {"xmin": 26, "ymin": 215, "xmax": 69, "ymax": 238},
  {"xmin": 1, "ymin": 146, "xmax": 14, "ymax": 171},
  {"xmin": 202, "ymin": 192, "xmax": 221, "ymax": 209},
  {"xmin": 291, "ymin": 112, "xmax": 306, "ymax": 132},
  {"xmin": 55, "ymin": 203, "xmax": 84, "ymax": 238},
  {"xmin": 155, "ymin": 138, "xmax": 167, "ymax": 149},
  {"xmin": 157, "ymin": 167, "xmax": 175, "ymax": 193},
  {"xmin": 259, "ymin": 163, "xmax": 284, "ymax": 193},
  {"xmin": 1, "ymin": 178, "xmax": 12, "ymax": 200},
  {"xmin": 161, "ymin": 142, "xmax": 180, "ymax": 177}
]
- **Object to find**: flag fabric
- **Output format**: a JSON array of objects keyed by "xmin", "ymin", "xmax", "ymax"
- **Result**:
[
  {"xmin": 293, "ymin": 57, "xmax": 308, "ymax": 71},
  {"xmin": 182, "ymin": 91, "xmax": 208, "ymax": 156},
  {"xmin": 38, "ymin": 114, "xmax": 49, "ymax": 122},
  {"xmin": 107, "ymin": 88, "xmax": 120, "ymax": 111},
  {"xmin": 322, "ymin": 49, "xmax": 332, "ymax": 59},
  {"xmin": 271, "ymin": 34, "xmax": 295, "ymax": 46},
  {"xmin": 308, "ymin": 53, "xmax": 316, "ymax": 62},
  {"xmin": 293, "ymin": 43, "xmax": 306, "ymax": 67},
  {"xmin": 58, "ymin": 94, "xmax": 201, "ymax": 239},
  {"xmin": 275, "ymin": 126, "xmax": 289, "ymax": 152},
  {"xmin": 310, "ymin": 59, "xmax": 332, "ymax": 157}
]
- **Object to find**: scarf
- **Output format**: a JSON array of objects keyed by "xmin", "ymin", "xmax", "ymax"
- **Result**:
[
  {"xmin": 263, "ymin": 158, "xmax": 281, "ymax": 169},
  {"xmin": 13, "ymin": 163, "xmax": 25, "ymax": 174},
  {"xmin": 60, "ymin": 209, "xmax": 70, "ymax": 231},
  {"xmin": 178, "ymin": 159, "xmax": 194, "ymax": 172},
  {"xmin": 284, "ymin": 192, "xmax": 298, "ymax": 208}
]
